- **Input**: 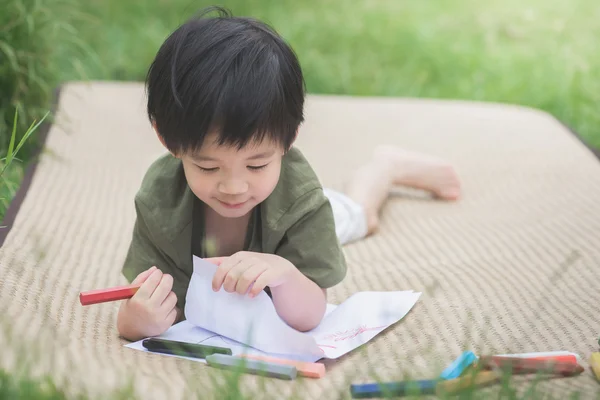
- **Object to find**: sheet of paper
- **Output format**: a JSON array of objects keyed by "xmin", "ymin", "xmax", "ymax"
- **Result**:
[
  {"xmin": 126, "ymin": 256, "xmax": 421, "ymax": 362},
  {"xmin": 184, "ymin": 257, "xmax": 324, "ymax": 358},
  {"xmin": 306, "ymin": 290, "xmax": 421, "ymax": 359},
  {"xmin": 125, "ymin": 320, "xmax": 273, "ymax": 363}
]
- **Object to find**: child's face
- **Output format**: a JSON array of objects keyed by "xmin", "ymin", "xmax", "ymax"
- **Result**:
[{"xmin": 180, "ymin": 134, "xmax": 285, "ymax": 219}]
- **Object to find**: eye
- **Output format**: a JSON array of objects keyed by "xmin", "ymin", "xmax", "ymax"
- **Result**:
[
  {"xmin": 198, "ymin": 166, "xmax": 219, "ymax": 173},
  {"xmin": 247, "ymin": 164, "xmax": 269, "ymax": 171}
]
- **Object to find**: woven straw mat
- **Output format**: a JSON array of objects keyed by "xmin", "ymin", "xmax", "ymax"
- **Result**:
[{"xmin": 1, "ymin": 81, "xmax": 599, "ymax": 399}]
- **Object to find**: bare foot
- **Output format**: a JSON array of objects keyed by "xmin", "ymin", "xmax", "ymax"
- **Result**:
[{"xmin": 373, "ymin": 145, "xmax": 461, "ymax": 200}]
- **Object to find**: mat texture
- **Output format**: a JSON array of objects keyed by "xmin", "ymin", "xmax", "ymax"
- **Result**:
[{"xmin": 1, "ymin": 81, "xmax": 599, "ymax": 399}]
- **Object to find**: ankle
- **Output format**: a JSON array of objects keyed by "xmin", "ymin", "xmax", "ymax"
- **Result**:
[{"xmin": 365, "ymin": 211, "xmax": 379, "ymax": 235}]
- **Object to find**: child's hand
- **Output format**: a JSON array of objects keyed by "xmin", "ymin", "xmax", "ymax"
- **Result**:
[
  {"xmin": 116, "ymin": 266, "xmax": 178, "ymax": 340},
  {"xmin": 207, "ymin": 252, "xmax": 296, "ymax": 298}
]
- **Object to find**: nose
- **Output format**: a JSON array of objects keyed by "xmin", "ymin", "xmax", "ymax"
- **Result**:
[{"xmin": 218, "ymin": 179, "xmax": 248, "ymax": 195}]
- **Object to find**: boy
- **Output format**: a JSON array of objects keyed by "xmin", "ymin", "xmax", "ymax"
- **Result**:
[{"xmin": 117, "ymin": 7, "xmax": 460, "ymax": 341}]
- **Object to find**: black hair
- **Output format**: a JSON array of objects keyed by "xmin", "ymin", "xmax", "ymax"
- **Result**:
[{"xmin": 146, "ymin": 6, "xmax": 305, "ymax": 154}]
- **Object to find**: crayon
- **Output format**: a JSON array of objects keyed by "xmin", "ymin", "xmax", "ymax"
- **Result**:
[
  {"xmin": 459, "ymin": 363, "xmax": 477, "ymax": 377},
  {"xmin": 496, "ymin": 351, "xmax": 582, "ymax": 364},
  {"xmin": 142, "ymin": 338, "xmax": 232, "ymax": 358},
  {"xmin": 590, "ymin": 353, "xmax": 600, "ymax": 381},
  {"xmin": 478, "ymin": 356, "xmax": 583, "ymax": 376},
  {"xmin": 440, "ymin": 351, "xmax": 478, "ymax": 379},
  {"xmin": 436, "ymin": 370, "xmax": 502, "ymax": 395},
  {"xmin": 205, "ymin": 354, "xmax": 297, "ymax": 380},
  {"xmin": 495, "ymin": 354, "xmax": 578, "ymax": 364},
  {"xmin": 350, "ymin": 371, "xmax": 501, "ymax": 398},
  {"xmin": 350, "ymin": 380, "xmax": 438, "ymax": 398},
  {"xmin": 79, "ymin": 283, "xmax": 140, "ymax": 305},
  {"xmin": 239, "ymin": 354, "xmax": 325, "ymax": 378}
]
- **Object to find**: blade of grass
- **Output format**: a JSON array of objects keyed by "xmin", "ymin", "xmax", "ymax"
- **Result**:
[
  {"xmin": 12, "ymin": 111, "xmax": 48, "ymax": 157},
  {"xmin": 0, "ymin": 110, "xmax": 48, "ymax": 177},
  {"xmin": 4, "ymin": 105, "xmax": 18, "ymax": 168}
]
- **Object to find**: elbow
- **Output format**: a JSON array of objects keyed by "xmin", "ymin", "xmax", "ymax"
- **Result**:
[
  {"xmin": 290, "ymin": 301, "xmax": 327, "ymax": 332},
  {"xmin": 294, "ymin": 320, "xmax": 322, "ymax": 333}
]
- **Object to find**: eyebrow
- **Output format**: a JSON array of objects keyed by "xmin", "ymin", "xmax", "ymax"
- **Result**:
[{"xmin": 193, "ymin": 150, "xmax": 276, "ymax": 162}]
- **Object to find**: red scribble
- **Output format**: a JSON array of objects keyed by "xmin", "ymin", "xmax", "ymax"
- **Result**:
[{"xmin": 318, "ymin": 324, "xmax": 387, "ymax": 345}]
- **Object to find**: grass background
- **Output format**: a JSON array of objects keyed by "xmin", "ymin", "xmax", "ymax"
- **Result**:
[
  {"xmin": 58, "ymin": 0, "xmax": 600, "ymax": 145},
  {"xmin": 3, "ymin": 0, "xmax": 600, "ymax": 219},
  {"xmin": 1, "ymin": 0, "xmax": 599, "ymax": 397}
]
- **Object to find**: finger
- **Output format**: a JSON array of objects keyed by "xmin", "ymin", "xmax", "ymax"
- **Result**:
[
  {"xmin": 160, "ymin": 291, "xmax": 178, "ymax": 314},
  {"xmin": 249, "ymin": 270, "xmax": 277, "ymax": 298},
  {"xmin": 235, "ymin": 263, "xmax": 268, "ymax": 295},
  {"xmin": 131, "ymin": 266, "xmax": 157, "ymax": 285},
  {"xmin": 150, "ymin": 273, "xmax": 174, "ymax": 306},
  {"xmin": 135, "ymin": 269, "xmax": 163, "ymax": 299},
  {"xmin": 212, "ymin": 255, "xmax": 242, "ymax": 291},
  {"xmin": 204, "ymin": 257, "xmax": 226, "ymax": 266},
  {"xmin": 222, "ymin": 259, "xmax": 256, "ymax": 293},
  {"xmin": 165, "ymin": 307, "xmax": 178, "ymax": 325}
]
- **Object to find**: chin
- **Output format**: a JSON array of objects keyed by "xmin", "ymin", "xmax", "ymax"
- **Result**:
[
  {"xmin": 219, "ymin": 209, "xmax": 251, "ymax": 219},
  {"xmin": 214, "ymin": 202, "xmax": 254, "ymax": 218}
]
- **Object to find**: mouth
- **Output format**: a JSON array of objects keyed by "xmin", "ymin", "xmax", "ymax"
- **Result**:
[{"xmin": 218, "ymin": 199, "xmax": 248, "ymax": 209}]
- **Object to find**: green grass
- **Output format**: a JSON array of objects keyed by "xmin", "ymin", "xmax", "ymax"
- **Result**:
[
  {"xmin": 0, "ymin": 369, "xmax": 68, "ymax": 399},
  {"xmin": 3, "ymin": 0, "xmax": 600, "ymax": 220},
  {"xmin": 55, "ymin": 0, "xmax": 600, "ymax": 148},
  {"xmin": 0, "ymin": 108, "xmax": 47, "ymax": 214},
  {"xmin": 0, "ymin": 0, "xmax": 91, "ymax": 219}
]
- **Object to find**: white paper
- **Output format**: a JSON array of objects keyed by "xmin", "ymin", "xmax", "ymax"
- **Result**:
[
  {"xmin": 183, "ymin": 257, "xmax": 324, "ymax": 358},
  {"xmin": 126, "ymin": 256, "xmax": 421, "ymax": 362}
]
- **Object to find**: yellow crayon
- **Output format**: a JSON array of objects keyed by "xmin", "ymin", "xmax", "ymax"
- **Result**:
[
  {"xmin": 436, "ymin": 370, "xmax": 502, "ymax": 395},
  {"xmin": 590, "ymin": 353, "xmax": 600, "ymax": 381}
]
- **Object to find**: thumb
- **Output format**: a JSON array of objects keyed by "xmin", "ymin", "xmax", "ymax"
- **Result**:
[{"xmin": 204, "ymin": 257, "xmax": 226, "ymax": 266}]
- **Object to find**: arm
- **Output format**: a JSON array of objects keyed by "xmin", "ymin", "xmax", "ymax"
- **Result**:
[
  {"xmin": 269, "ymin": 269, "xmax": 327, "ymax": 331},
  {"xmin": 271, "ymin": 189, "xmax": 347, "ymax": 329},
  {"xmin": 118, "ymin": 198, "xmax": 182, "ymax": 341},
  {"xmin": 209, "ymin": 252, "xmax": 328, "ymax": 332}
]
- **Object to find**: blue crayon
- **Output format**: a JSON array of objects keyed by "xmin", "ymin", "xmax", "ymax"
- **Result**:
[
  {"xmin": 440, "ymin": 351, "xmax": 478, "ymax": 380},
  {"xmin": 350, "ymin": 380, "xmax": 437, "ymax": 398}
]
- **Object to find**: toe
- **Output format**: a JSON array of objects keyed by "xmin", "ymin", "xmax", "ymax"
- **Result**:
[{"xmin": 438, "ymin": 186, "xmax": 461, "ymax": 200}]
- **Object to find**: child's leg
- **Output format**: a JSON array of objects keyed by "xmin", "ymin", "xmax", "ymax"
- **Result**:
[{"xmin": 344, "ymin": 145, "xmax": 461, "ymax": 235}]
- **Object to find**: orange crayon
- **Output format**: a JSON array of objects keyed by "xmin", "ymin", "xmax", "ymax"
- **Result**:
[{"xmin": 239, "ymin": 354, "xmax": 325, "ymax": 378}]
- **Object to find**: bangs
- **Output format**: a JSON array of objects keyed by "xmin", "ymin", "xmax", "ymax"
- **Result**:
[{"xmin": 198, "ymin": 49, "xmax": 301, "ymax": 151}]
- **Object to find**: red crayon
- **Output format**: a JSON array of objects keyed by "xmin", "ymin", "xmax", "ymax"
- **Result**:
[
  {"xmin": 479, "ymin": 355, "xmax": 583, "ymax": 376},
  {"xmin": 79, "ymin": 283, "xmax": 141, "ymax": 305}
]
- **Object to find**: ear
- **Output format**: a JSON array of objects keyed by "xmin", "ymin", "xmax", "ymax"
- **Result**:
[
  {"xmin": 152, "ymin": 120, "xmax": 180, "ymax": 158},
  {"xmin": 285, "ymin": 127, "xmax": 300, "ymax": 153}
]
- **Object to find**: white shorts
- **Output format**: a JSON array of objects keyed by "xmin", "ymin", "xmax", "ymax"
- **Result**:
[{"xmin": 323, "ymin": 188, "xmax": 368, "ymax": 246}]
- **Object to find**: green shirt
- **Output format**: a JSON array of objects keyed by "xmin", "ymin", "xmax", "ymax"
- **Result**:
[{"xmin": 121, "ymin": 147, "xmax": 347, "ymax": 312}]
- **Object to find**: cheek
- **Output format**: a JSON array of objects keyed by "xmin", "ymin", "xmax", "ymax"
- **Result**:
[
  {"xmin": 183, "ymin": 165, "xmax": 213, "ymax": 199},
  {"xmin": 252, "ymin": 167, "xmax": 281, "ymax": 199}
]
